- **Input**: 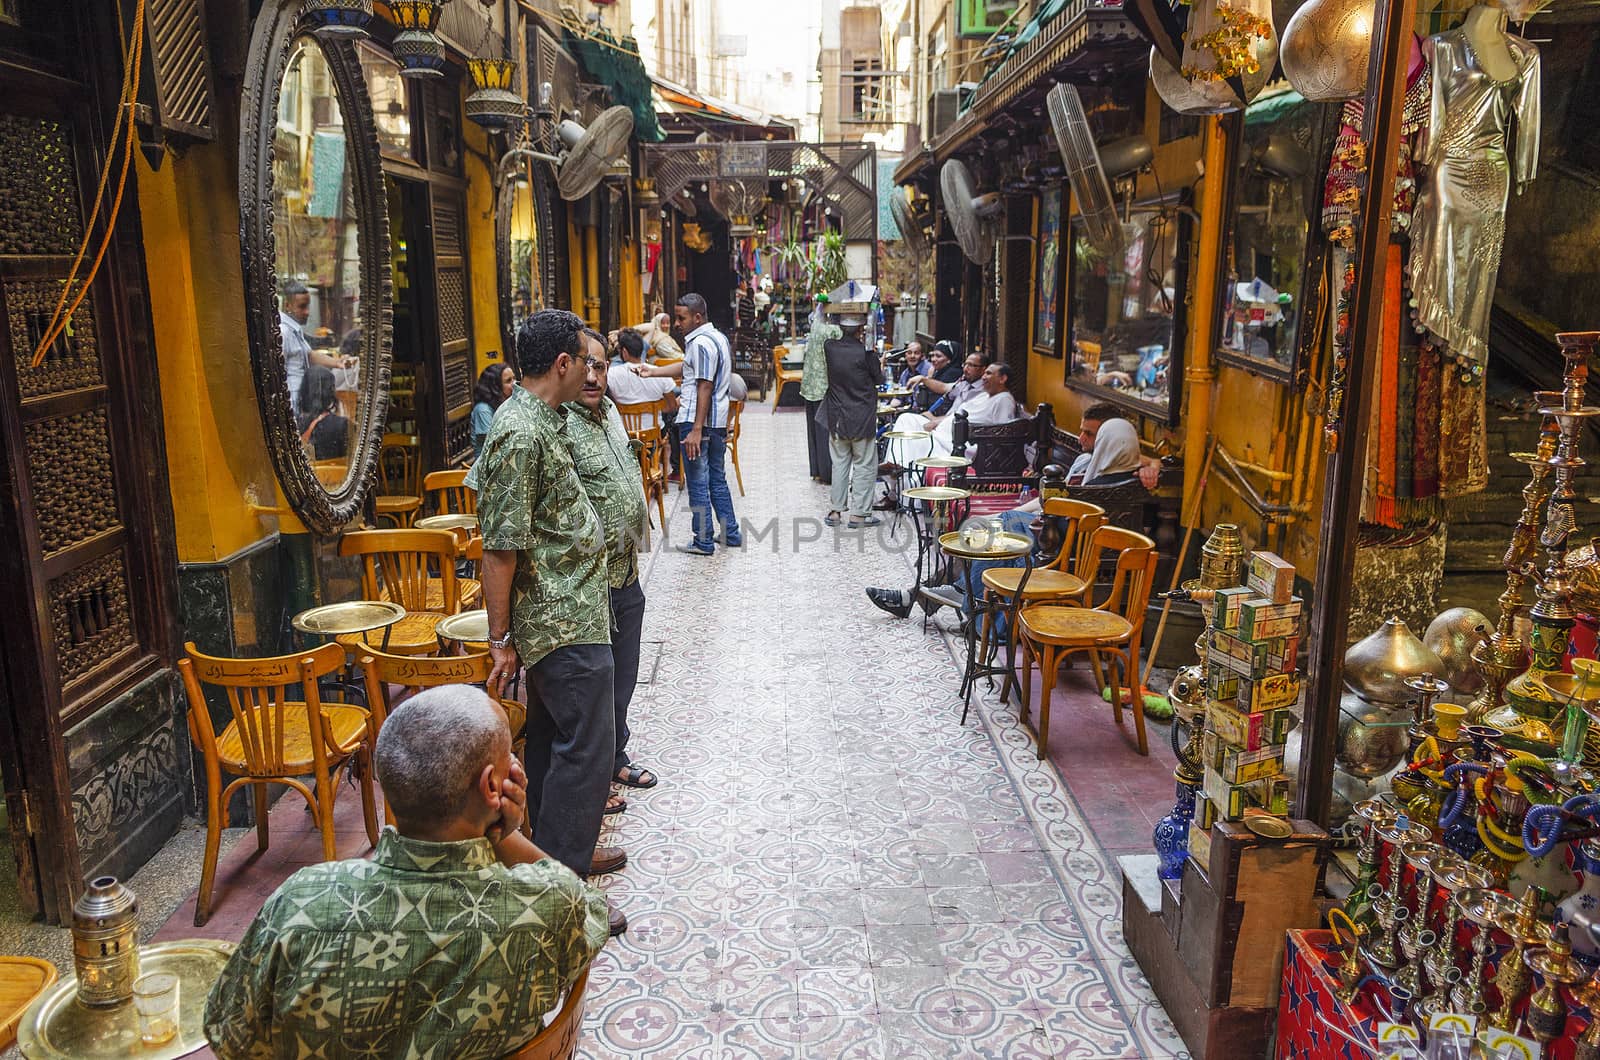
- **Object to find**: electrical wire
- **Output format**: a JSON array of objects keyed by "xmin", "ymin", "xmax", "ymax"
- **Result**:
[{"xmin": 32, "ymin": 0, "xmax": 145, "ymax": 368}]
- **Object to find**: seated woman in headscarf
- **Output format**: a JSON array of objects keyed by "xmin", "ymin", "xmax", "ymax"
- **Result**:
[
  {"xmin": 1068, "ymin": 417, "xmax": 1144, "ymax": 487},
  {"xmin": 296, "ymin": 365, "xmax": 349, "ymax": 460}
]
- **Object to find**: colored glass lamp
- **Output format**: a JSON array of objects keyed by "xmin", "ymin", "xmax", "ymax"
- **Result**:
[
  {"xmin": 466, "ymin": 56, "xmax": 523, "ymax": 132},
  {"xmin": 391, "ymin": 0, "xmax": 447, "ymax": 79},
  {"xmin": 305, "ymin": 0, "xmax": 373, "ymax": 39}
]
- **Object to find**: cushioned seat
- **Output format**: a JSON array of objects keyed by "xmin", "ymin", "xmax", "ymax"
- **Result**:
[
  {"xmin": 981, "ymin": 567, "xmax": 1086, "ymax": 600},
  {"xmin": 216, "ymin": 703, "xmax": 372, "ymax": 774}
]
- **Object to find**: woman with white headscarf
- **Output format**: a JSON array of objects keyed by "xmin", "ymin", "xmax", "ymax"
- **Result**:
[{"xmin": 1069, "ymin": 417, "xmax": 1143, "ymax": 486}]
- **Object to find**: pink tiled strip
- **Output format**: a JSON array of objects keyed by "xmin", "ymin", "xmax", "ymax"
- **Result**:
[{"xmin": 156, "ymin": 408, "xmax": 1188, "ymax": 1059}]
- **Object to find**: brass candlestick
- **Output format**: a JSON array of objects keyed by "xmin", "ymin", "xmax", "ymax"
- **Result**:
[
  {"xmin": 1492, "ymin": 888, "xmax": 1547, "ymax": 1032},
  {"xmin": 1525, "ymin": 925, "xmax": 1585, "ymax": 1046}
]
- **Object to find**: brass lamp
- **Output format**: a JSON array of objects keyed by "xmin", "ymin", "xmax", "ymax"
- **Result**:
[{"xmin": 391, "ymin": 0, "xmax": 447, "ymax": 79}]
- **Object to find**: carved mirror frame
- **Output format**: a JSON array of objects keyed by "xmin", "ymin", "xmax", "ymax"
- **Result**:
[
  {"xmin": 495, "ymin": 157, "xmax": 561, "ymax": 358},
  {"xmin": 240, "ymin": 0, "xmax": 392, "ymax": 535}
]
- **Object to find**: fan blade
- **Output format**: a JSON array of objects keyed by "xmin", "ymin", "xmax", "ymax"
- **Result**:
[
  {"xmin": 940, "ymin": 159, "xmax": 994, "ymax": 265},
  {"xmin": 1045, "ymin": 84, "xmax": 1123, "ymax": 258},
  {"xmin": 890, "ymin": 191, "xmax": 927, "ymax": 259},
  {"xmin": 557, "ymin": 105, "xmax": 635, "ymax": 201}
]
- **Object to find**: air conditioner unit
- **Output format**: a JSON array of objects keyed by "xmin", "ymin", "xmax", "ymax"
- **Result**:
[{"xmin": 927, "ymin": 84, "xmax": 976, "ymax": 139}]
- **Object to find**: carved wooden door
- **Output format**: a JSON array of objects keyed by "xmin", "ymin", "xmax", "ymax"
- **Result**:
[{"xmin": 0, "ymin": 61, "xmax": 177, "ymax": 921}]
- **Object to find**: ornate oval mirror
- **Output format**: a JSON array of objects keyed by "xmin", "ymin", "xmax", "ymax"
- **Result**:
[
  {"xmin": 241, "ymin": 1, "xmax": 391, "ymax": 534},
  {"xmin": 495, "ymin": 154, "xmax": 560, "ymax": 355}
]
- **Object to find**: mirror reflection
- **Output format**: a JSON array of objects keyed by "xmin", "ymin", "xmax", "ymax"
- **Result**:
[
  {"xmin": 1067, "ymin": 207, "xmax": 1180, "ymax": 415},
  {"xmin": 506, "ymin": 171, "xmax": 548, "ymax": 333},
  {"xmin": 274, "ymin": 35, "xmax": 363, "ymax": 492}
]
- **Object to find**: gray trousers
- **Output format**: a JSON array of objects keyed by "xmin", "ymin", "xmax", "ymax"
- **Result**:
[
  {"xmin": 610, "ymin": 579, "xmax": 646, "ymax": 772},
  {"xmin": 522, "ymin": 644, "xmax": 615, "ymax": 876},
  {"xmin": 829, "ymin": 435, "xmax": 877, "ymax": 517}
]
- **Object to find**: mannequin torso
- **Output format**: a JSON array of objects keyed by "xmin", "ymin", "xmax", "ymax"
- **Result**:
[{"xmin": 1461, "ymin": 3, "xmax": 1517, "ymax": 81}]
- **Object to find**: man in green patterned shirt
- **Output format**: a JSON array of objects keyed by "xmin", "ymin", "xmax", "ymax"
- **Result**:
[
  {"xmin": 568, "ymin": 333, "xmax": 659, "ymax": 813},
  {"xmin": 204, "ymin": 685, "xmax": 608, "ymax": 1059},
  {"xmin": 476, "ymin": 310, "xmax": 626, "ymax": 929}
]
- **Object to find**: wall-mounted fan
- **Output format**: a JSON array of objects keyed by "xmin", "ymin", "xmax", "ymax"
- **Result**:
[
  {"xmin": 890, "ymin": 188, "xmax": 928, "ymax": 260},
  {"xmin": 939, "ymin": 158, "xmax": 1001, "ymax": 266},
  {"xmin": 1045, "ymin": 84, "xmax": 1152, "ymax": 258},
  {"xmin": 495, "ymin": 98, "xmax": 634, "ymax": 202}
]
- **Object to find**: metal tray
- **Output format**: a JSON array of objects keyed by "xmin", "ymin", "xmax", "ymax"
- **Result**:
[{"xmin": 292, "ymin": 600, "xmax": 406, "ymax": 636}]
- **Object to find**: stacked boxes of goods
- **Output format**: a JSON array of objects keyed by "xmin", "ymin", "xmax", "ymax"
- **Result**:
[{"xmin": 1191, "ymin": 551, "xmax": 1302, "ymax": 863}]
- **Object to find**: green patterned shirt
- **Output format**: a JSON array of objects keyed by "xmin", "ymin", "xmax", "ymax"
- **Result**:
[
  {"xmin": 473, "ymin": 386, "xmax": 610, "ymax": 665},
  {"xmin": 799, "ymin": 321, "xmax": 842, "ymax": 402},
  {"xmin": 203, "ymin": 829, "xmax": 609, "ymax": 1060},
  {"xmin": 564, "ymin": 397, "xmax": 648, "ymax": 589}
]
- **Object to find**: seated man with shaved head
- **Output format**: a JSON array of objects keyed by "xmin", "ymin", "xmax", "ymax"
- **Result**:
[{"xmin": 204, "ymin": 685, "xmax": 609, "ymax": 1060}]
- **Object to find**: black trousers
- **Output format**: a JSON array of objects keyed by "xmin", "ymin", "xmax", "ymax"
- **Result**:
[
  {"xmin": 522, "ymin": 644, "xmax": 615, "ymax": 876},
  {"xmin": 805, "ymin": 399, "xmax": 832, "ymax": 484},
  {"xmin": 610, "ymin": 579, "xmax": 647, "ymax": 771}
]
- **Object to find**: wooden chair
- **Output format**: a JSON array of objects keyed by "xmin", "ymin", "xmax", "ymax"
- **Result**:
[
  {"xmin": 726, "ymin": 398, "xmax": 746, "ymax": 496},
  {"xmin": 374, "ymin": 433, "xmax": 423, "ymax": 526},
  {"xmin": 423, "ymin": 467, "xmax": 476, "ymax": 516},
  {"xmin": 338, "ymin": 529, "xmax": 472, "ymax": 652},
  {"xmin": 1016, "ymin": 526, "xmax": 1159, "ymax": 760},
  {"xmin": 179, "ymin": 641, "xmax": 379, "ymax": 925},
  {"xmin": 0, "ymin": 957, "xmax": 55, "ymax": 1050},
  {"xmin": 978, "ymin": 499, "xmax": 1107, "ymax": 701},
  {"xmin": 358, "ymin": 649, "xmax": 527, "ymax": 825},
  {"xmin": 770, "ymin": 345, "xmax": 801, "ymax": 412},
  {"xmin": 503, "ymin": 971, "xmax": 590, "ymax": 1060},
  {"xmin": 615, "ymin": 398, "xmax": 670, "ymax": 532}
]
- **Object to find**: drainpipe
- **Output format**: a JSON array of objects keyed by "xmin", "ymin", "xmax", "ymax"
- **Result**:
[{"xmin": 1180, "ymin": 115, "xmax": 1230, "ymax": 520}]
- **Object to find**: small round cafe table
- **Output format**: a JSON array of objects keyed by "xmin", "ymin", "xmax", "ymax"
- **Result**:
[{"xmin": 938, "ymin": 528, "xmax": 1034, "ymax": 725}]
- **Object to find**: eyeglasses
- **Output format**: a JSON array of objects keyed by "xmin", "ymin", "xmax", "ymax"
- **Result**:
[{"xmin": 585, "ymin": 357, "xmax": 609, "ymax": 371}]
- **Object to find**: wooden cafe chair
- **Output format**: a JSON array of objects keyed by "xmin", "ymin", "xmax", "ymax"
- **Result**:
[
  {"xmin": 770, "ymin": 345, "xmax": 802, "ymax": 412},
  {"xmin": 358, "ymin": 649, "xmax": 527, "ymax": 826},
  {"xmin": 726, "ymin": 398, "xmax": 747, "ymax": 496},
  {"xmin": 338, "ymin": 529, "xmax": 471, "ymax": 652},
  {"xmin": 615, "ymin": 398, "xmax": 670, "ymax": 529},
  {"xmin": 1016, "ymin": 526, "xmax": 1159, "ymax": 760},
  {"xmin": 503, "ymin": 971, "xmax": 590, "ymax": 1060},
  {"xmin": 423, "ymin": 467, "xmax": 477, "ymax": 516},
  {"xmin": 374, "ymin": 433, "xmax": 423, "ymax": 527},
  {"xmin": 978, "ymin": 498, "xmax": 1106, "ymax": 702},
  {"xmin": 179, "ymin": 641, "xmax": 379, "ymax": 925}
]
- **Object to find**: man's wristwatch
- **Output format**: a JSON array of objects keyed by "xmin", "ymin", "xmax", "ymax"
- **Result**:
[{"xmin": 488, "ymin": 630, "xmax": 515, "ymax": 651}]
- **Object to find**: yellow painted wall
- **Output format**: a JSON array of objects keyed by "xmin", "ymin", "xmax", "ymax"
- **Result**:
[
  {"xmin": 463, "ymin": 115, "xmax": 503, "ymax": 370},
  {"xmin": 137, "ymin": 146, "xmax": 279, "ymax": 562}
]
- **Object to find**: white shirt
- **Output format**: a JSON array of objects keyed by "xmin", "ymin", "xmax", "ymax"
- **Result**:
[
  {"xmin": 681, "ymin": 322, "xmax": 732, "ymax": 430},
  {"xmin": 280, "ymin": 311, "xmax": 312, "ymax": 414},
  {"xmin": 607, "ymin": 362, "xmax": 676, "ymax": 407}
]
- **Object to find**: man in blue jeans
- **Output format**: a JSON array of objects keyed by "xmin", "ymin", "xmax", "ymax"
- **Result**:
[{"xmin": 641, "ymin": 293, "xmax": 741, "ymax": 554}]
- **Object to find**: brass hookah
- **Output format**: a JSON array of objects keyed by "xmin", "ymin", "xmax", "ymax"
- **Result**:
[
  {"xmin": 1420, "ymin": 852, "xmax": 1492, "ymax": 1019},
  {"xmin": 1365, "ymin": 818, "xmax": 1414, "ymax": 971},
  {"xmin": 1487, "ymin": 331, "xmax": 1600, "ymax": 749},
  {"xmin": 1453, "ymin": 886, "xmax": 1513, "ymax": 1016},
  {"xmin": 1492, "ymin": 887, "xmax": 1551, "ymax": 1032},
  {"xmin": 1524, "ymin": 923, "xmax": 1586, "ymax": 1046},
  {"xmin": 1571, "ymin": 960, "xmax": 1600, "ymax": 1060},
  {"xmin": 1394, "ymin": 841, "xmax": 1449, "ymax": 999},
  {"xmin": 1344, "ymin": 798, "xmax": 1399, "ymax": 932}
]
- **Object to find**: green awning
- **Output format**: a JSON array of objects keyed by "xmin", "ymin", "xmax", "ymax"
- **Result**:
[
  {"xmin": 1245, "ymin": 87, "xmax": 1306, "ymax": 127},
  {"xmin": 968, "ymin": 0, "xmax": 1074, "ymax": 103},
  {"xmin": 563, "ymin": 30, "xmax": 666, "ymax": 143}
]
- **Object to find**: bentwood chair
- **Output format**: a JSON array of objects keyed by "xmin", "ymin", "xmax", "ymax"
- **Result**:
[
  {"xmin": 1016, "ymin": 526, "xmax": 1158, "ymax": 760},
  {"xmin": 727, "ymin": 398, "xmax": 747, "ymax": 496},
  {"xmin": 423, "ymin": 467, "xmax": 476, "ymax": 516},
  {"xmin": 180, "ymin": 641, "xmax": 379, "ymax": 925},
  {"xmin": 978, "ymin": 499, "xmax": 1106, "ymax": 703},
  {"xmin": 771, "ymin": 345, "xmax": 802, "ymax": 412},
  {"xmin": 338, "ymin": 529, "xmax": 473, "ymax": 652},
  {"xmin": 374, "ymin": 433, "xmax": 423, "ymax": 526},
  {"xmin": 358, "ymin": 649, "xmax": 526, "ymax": 826},
  {"xmin": 503, "ymin": 971, "xmax": 590, "ymax": 1059},
  {"xmin": 616, "ymin": 398, "xmax": 670, "ymax": 531}
]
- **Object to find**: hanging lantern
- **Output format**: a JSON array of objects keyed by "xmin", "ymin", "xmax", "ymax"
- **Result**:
[
  {"xmin": 390, "ymin": 0, "xmax": 446, "ymax": 79},
  {"xmin": 466, "ymin": 57, "xmax": 524, "ymax": 131},
  {"xmin": 305, "ymin": 0, "xmax": 373, "ymax": 39},
  {"xmin": 1179, "ymin": 0, "xmax": 1278, "ymax": 106},
  {"xmin": 635, "ymin": 177, "xmax": 661, "ymax": 210},
  {"xmin": 1280, "ymin": 0, "xmax": 1373, "ymax": 101}
]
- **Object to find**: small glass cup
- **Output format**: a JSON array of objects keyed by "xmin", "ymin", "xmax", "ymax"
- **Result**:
[{"xmin": 132, "ymin": 971, "xmax": 180, "ymax": 1046}]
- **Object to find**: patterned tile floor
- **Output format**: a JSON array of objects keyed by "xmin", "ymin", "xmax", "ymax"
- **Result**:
[{"xmin": 154, "ymin": 405, "xmax": 1187, "ymax": 1059}]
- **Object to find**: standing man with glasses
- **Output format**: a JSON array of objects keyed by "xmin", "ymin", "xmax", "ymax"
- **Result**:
[
  {"xmin": 639, "ymin": 292, "xmax": 741, "ymax": 555},
  {"xmin": 473, "ymin": 309, "xmax": 629, "ymax": 937}
]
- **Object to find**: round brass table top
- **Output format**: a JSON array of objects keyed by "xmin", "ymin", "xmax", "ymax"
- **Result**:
[
  {"xmin": 415, "ymin": 513, "xmax": 479, "ymax": 531},
  {"xmin": 883, "ymin": 430, "xmax": 931, "ymax": 440},
  {"xmin": 912, "ymin": 455, "xmax": 972, "ymax": 469},
  {"xmin": 938, "ymin": 529, "xmax": 1032, "ymax": 560},
  {"xmin": 19, "ymin": 939, "xmax": 234, "ymax": 1060},
  {"xmin": 878, "ymin": 388, "xmax": 913, "ymax": 399},
  {"xmin": 292, "ymin": 600, "xmax": 407, "ymax": 636},
  {"xmin": 903, "ymin": 485, "xmax": 972, "ymax": 503},
  {"xmin": 435, "ymin": 609, "xmax": 490, "ymax": 644}
]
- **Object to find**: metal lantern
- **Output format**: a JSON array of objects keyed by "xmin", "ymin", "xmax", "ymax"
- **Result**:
[
  {"xmin": 304, "ymin": 0, "xmax": 373, "ymax": 40},
  {"xmin": 72, "ymin": 876, "xmax": 140, "ymax": 1008},
  {"xmin": 465, "ymin": 57, "xmax": 524, "ymax": 132},
  {"xmin": 391, "ymin": 0, "xmax": 446, "ymax": 79}
]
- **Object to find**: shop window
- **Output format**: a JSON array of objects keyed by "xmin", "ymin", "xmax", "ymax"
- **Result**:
[
  {"xmin": 358, "ymin": 42, "xmax": 414, "ymax": 162},
  {"xmin": 1065, "ymin": 201, "xmax": 1190, "ymax": 425}
]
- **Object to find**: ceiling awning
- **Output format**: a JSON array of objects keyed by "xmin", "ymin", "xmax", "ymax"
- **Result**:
[
  {"xmin": 650, "ymin": 75, "xmax": 791, "ymax": 131},
  {"xmin": 563, "ymin": 29, "xmax": 666, "ymax": 142},
  {"xmin": 1245, "ymin": 85, "xmax": 1306, "ymax": 126}
]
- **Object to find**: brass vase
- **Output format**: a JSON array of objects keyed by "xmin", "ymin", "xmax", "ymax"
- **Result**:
[{"xmin": 71, "ymin": 876, "xmax": 140, "ymax": 1008}]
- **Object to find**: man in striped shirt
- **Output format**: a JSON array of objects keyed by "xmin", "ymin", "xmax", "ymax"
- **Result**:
[{"xmin": 638, "ymin": 293, "xmax": 742, "ymax": 554}]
